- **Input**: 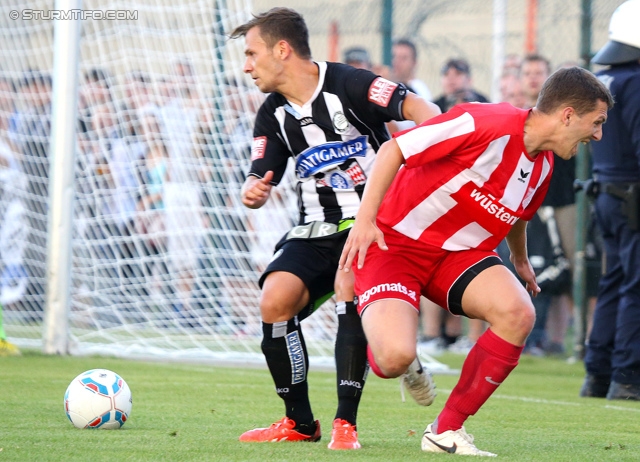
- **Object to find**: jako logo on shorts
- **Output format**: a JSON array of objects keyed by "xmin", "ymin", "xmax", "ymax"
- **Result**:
[
  {"xmin": 359, "ymin": 282, "xmax": 417, "ymax": 304},
  {"xmin": 286, "ymin": 331, "xmax": 306, "ymax": 384}
]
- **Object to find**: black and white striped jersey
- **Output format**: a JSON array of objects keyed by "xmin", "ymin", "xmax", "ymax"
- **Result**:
[{"xmin": 248, "ymin": 61, "xmax": 409, "ymax": 225}]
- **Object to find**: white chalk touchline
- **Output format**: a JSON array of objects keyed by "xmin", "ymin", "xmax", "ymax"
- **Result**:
[{"xmin": 437, "ymin": 388, "xmax": 640, "ymax": 411}]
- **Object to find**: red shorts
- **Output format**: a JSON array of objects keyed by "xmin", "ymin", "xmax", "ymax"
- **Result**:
[{"xmin": 354, "ymin": 224, "xmax": 501, "ymax": 316}]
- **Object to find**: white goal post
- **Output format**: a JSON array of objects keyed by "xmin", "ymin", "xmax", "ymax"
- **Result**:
[{"xmin": 1, "ymin": 0, "xmax": 450, "ymax": 373}]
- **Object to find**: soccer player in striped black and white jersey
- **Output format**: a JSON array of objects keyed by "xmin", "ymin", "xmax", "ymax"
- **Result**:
[
  {"xmin": 340, "ymin": 66, "xmax": 613, "ymax": 456},
  {"xmin": 230, "ymin": 7, "xmax": 441, "ymax": 450}
]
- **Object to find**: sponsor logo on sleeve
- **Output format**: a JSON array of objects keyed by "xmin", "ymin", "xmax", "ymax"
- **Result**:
[
  {"xmin": 251, "ymin": 136, "xmax": 267, "ymax": 161},
  {"xmin": 368, "ymin": 77, "xmax": 398, "ymax": 107}
]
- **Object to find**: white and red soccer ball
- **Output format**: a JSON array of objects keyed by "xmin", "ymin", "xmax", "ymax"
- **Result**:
[{"xmin": 64, "ymin": 369, "xmax": 132, "ymax": 429}]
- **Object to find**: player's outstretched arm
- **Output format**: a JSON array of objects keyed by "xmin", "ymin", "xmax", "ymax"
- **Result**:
[
  {"xmin": 402, "ymin": 92, "xmax": 441, "ymax": 125},
  {"xmin": 241, "ymin": 170, "xmax": 274, "ymax": 209},
  {"xmin": 339, "ymin": 139, "xmax": 404, "ymax": 271},
  {"xmin": 505, "ymin": 219, "xmax": 541, "ymax": 297}
]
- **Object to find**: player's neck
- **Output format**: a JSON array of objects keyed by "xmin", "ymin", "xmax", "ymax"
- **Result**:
[
  {"xmin": 522, "ymin": 108, "xmax": 550, "ymax": 158},
  {"xmin": 279, "ymin": 60, "xmax": 319, "ymax": 107}
]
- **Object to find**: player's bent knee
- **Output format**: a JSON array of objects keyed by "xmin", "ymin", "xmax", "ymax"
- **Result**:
[
  {"xmin": 259, "ymin": 273, "xmax": 309, "ymax": 323},
  {"xmin": 259, "ymin": 296, "xmax": 302, "ymax": 324},
  {"xmin": 491, "ymin": 300, "xmax": 536, "ymax": 340},
  {"xmin": 371, "ymin": 347, "xmax": 414, "ymax": 378}
]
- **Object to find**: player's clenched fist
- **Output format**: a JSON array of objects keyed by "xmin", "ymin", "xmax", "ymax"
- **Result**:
[{"xmin": 241, "ymin": 170, "xmax": 274, "ymax": 209}]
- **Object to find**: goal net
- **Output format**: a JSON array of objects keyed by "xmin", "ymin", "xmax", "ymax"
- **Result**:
[
  {"xmin": 1, "ymin": 0, "xmax": 305, "ymax": 364},
  {"xmin": 1, "ymin": 0, "xmax": 453, "ymax": 372}
]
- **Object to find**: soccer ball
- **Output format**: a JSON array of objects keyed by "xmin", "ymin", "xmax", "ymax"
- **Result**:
[{"xmin": 64, "ymin": 369, "xmax": 132, "ymax": 429}]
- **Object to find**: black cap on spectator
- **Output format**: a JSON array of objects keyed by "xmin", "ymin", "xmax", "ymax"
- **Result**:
[
  {"xmin": 441, "ymin": 58, "xmax": 471, "ymax": 76},
  {"xmin": 344, "ymin": 47, "xmax": 371, "ymax": 66}
]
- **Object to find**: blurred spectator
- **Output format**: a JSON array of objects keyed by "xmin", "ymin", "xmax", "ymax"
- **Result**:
[
  {"xmin": 503, "ymin": 53, "xmax": 523, "ymax": 75},
  {"xmin": 520, "ymin": 54, "xmax": 551, "ymax": 109},
  {"xmin": 343, "ymin": 46, "xmax": 391, "ymax": 80},
  {"xmin": 121, "ymin": 71, "xmax": 156, "ymax": 120},
  {"xmin": 11, "ymin": 69, "xmax": 52, "ymax": 320},
  {"xmin": 134, "ymin": 111, "xmax": 170, "ymax": 294},
  {"xmin": 432, "ymin": 58, "xmax": 488, "ymax": 113},
  {"xmin": 157, "ymin": 75, "xmax": 178, "ymax": 101},
  {"xmin": 82, "ymin": 68, "xmax": 114, "ymax": 109},
  {"xmin": 78, "ymin": 68, "xmax": 116, "ymax": 158},
  {"xmin": 0, "ymin": 77, "xmax": 29, "ymax": 314},
  {"xmin": 391, "ymin": 38, "xmax": 432, "ymax": 100},
  {"xmin": 98, "ymin": 101, "xmax": 147, "ymax": 293},
  {"xmin": 136, "ymin": 111, "xmax": 169, "ymax": 244},
  {"xmin": 0, "ymin": 78, "xmax": 22, "ymax": 170},
  {"xmin": 344, "ymin": 47, "xmax": 372, "ymax": 70},
  {"xmin": 519, "ymin": 55, "xmax": 576, "ymax": 355},
  {"xmin": 539, "ymin": 60, "xmax": 577, "ymax": 356},
  {"xmin": 389, "ymin": 38, "xmax": 433, "ymax": 134},
  {"xmin": 419, "ymin": 58, "xmax": 489, "ymax": 355},
  {"xmin": 502, "ymin": 73, "xmax": 527, "ymax": 108},
  {"xmin": 159, "ymin": 58, "xmax": 202, "ymax": 184}
]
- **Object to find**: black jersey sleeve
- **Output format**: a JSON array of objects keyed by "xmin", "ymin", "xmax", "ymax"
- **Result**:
[
  {"xmin": 340, "ymin": 66, "xmax": 408, "ymax": 123},
  {"xmin": 247, "ymin": 98, "xmax": 290, "ymax": 185}
]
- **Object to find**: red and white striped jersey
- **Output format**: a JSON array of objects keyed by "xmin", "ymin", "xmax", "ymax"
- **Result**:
[{"xmin": 378, "ymin": 102, "xmax": 554, "ymax": 251}]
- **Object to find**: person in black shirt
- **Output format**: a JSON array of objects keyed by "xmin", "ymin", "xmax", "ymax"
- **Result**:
[{"xmin": 432, "ymin": 58, "xmax": 488, "ymax": 114}]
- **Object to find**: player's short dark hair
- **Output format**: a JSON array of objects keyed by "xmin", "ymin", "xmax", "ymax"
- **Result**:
[
  {"xmin": 536, "ymin": 66, "xmax": 614, "ymax": 115},
  {"xmin": 393, "ymin": 38, "xmax": 418, "ymax": 61},
  {"xmin": 230, "ymin": 7, "xmax": 312, "ymax": 60}
]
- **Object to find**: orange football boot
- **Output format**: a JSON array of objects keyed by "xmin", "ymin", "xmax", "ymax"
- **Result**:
[
  {"xmin": 328, "ymin": 418, "xmax": 361, "ymax": 450},
  {"xmin": 239, "ymin": 417, "xmax": 321, "ymax": 443}
]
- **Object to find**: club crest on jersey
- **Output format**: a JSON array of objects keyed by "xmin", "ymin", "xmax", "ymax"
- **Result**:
[
  {"xmin": 295, "ymin": 135, "xmax": 368, "ymax": 179},
  {"xmin": 332, "ymin": 111, "xmax": 349, "ymax": 133},
  {"xmin": 368, "ymin": 77, "xmax": 398, "ymax": 107},
  {"xmin": 251, "ymin": 136, "xmax": 267, "ymax": 161}
]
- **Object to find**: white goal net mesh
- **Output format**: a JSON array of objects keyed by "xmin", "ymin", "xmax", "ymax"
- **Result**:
[{"xmin": 1, "ymin": 0, "xmax": 346, "ymax": 365}]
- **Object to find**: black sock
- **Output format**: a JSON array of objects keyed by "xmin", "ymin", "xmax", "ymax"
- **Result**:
[
  {"xmin": 334, "ymin": 301, "xmax": 368, "ymax": 427},
  {"xmin": 261, "ymin": 318, "xmax": 316, "ymax": 434}
]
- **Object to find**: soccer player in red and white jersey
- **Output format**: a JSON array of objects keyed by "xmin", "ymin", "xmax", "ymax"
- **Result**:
[{"xmin": 340, "ymin": 66, "xmax": 613, "ymax": 456}]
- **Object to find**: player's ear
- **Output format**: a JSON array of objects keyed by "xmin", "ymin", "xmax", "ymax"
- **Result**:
[
  {"xmin": 275, "ymin": 40, "xmax": 292, "ymax": 60},
  {"xmin": 561, "ymin": 106, "xmax": 575, "ymax": 126}
]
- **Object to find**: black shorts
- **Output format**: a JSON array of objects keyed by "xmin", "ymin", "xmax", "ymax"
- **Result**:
[{"xmin": 259, "ymin": 229, "xmax": 350, "ymax": 320}]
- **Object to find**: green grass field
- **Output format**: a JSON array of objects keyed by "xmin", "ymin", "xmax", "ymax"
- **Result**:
[{"xmin": 1, "ymin": 351, "xmax": 639, "ymax": 461}]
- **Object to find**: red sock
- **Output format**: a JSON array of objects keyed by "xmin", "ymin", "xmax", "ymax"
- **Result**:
[
  {"xmin": 367, "ymin": 345, "xmax": 390, "ymax": 378},
  {"xmin": 435, "ymin": 328, "xmax": 523, "ymax": 433}
]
